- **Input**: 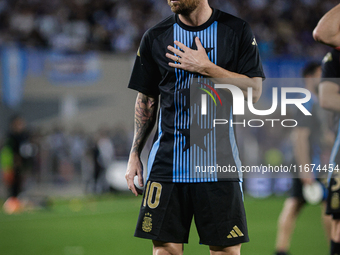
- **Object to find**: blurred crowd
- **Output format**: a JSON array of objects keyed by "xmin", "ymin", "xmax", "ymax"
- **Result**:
[
  {"xmin": 0, "ymin": 0, "xmax": 336, "ymax": 57},
  {"xmin": 0, "ymin": 112, "xmax": 333, "ymax": 199},
  {"xmin": 0, "ymin": 116, "xmax": 133, "ymax": 198}
]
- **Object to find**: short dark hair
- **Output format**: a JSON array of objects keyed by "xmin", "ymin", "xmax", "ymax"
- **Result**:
[{"xmin": 302, "ymin": 62, "xmax": 321, "ymax": 77}]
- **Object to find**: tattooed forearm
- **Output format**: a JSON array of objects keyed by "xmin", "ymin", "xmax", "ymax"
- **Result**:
[{"xmin": 130, "ymin": 93, "xmax": 158, "ymax": 156}]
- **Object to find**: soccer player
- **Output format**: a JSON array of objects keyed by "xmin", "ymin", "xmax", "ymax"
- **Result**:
[
  {"xmin": 1, "ymin": 116, "xmax": 30, "ymax": 204},
  {"xmin": 273, "ymin": 62, "xmax": 331, "ymax": 255},
  {"xmin": 313, "ymin": 3, "xmax": 340, "ymax": 255},
  {"xmin": 125, "ymin": 0, "xmax": 265, "ymax": 254}
]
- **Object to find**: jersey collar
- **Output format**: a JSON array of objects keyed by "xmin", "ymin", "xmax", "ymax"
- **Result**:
[{"xmin": 175, "ymin": 8, "xmax": 218, "ymax": 31}]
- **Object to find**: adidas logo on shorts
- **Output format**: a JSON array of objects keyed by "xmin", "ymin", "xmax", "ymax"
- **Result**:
[{"xmin": 227, "ymin": 225, "xmax": 244, "ymax": 238}]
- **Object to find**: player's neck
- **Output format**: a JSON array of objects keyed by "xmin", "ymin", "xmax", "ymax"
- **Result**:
[
  {"xmin": 305, "ymin": 85, "xmax": 317, "ymax": 96},
  {"xmin": 178, "ymin": 4, "xmax": 212, "ymax": 27},
  {"xmin": 305, "ymin": 81, "xmax": 317, "ymax": 96}
]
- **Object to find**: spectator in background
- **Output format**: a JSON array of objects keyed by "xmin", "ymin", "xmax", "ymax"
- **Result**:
[
  {"xmin": 46, "ymin": 125, "xmax": 68, "ymax": 183},
  {"xmin": 0, "ymin": 116, "xmax": 32, "ymax": 202},
  {"xmin": 111, "ymin": 126, "xmax": 130, "ymax": 158},
  {"xmin": 0, "ymin": 0, "xmax": 335, "ymax": 58},
  {"xmin": 92, "ymin": 127, "xmax": 115, "ymax": 193},
  {"xmin": 68, "ymin": 126, "xmax": 88, "ymax": 178}
]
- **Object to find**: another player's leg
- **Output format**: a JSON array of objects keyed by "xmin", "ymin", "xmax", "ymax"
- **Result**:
[
  {"xmin": 275, "ymin": 197, "xmax": 304, "ymax": 254},
  {"xmin": 321, "ymin": 201, "xmax": 332, "ymax": 241},
  {"xmin": 152, "ymin": 241, "xmax": 183, "ymax": 255},
  {"xmin": 330, "ymin": 218, "xmax": 340, "ymax": 254},
  {"xmin": 209, "ymin": 244, "xmax": 241, "ymax": 255},
  {"xmin": 274, "ymin": 179, "xmax": 305, "ymax": 255},
  {"xmin": 326, "ymin": 176, "xmax": 340, "ymax": 255}
]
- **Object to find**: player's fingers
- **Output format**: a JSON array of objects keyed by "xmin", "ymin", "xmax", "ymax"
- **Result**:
[
  {"xmin": 168, "ymin": 62, "xmax": 182, "ymax": 68},
  {"xmin": 125, "ymin": 174, "xmax": 138, "ymax": 196},
  {"xmin": 165, "ymin": 53, "xmax": 180, "ymax": 62},
  {"xmin": 195, "ymin": 37, "xmax": 204, "ymax": 50},
  {"xmin": 137, "ymin": 170, "xmax": 144, "ymax": 187},
  {"xmin": 167, "ymin": 45, "xmax": 184, "ymax": 56},
  {"xmin": 130, "ymin": 184, "xmax": 138, "ymax": 196},
  {"xmin": 174, "ymin": 40, "xmax": 189, "ymax": 51}
]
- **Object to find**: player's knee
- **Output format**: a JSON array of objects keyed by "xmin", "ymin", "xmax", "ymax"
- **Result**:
[
  {"xmin": 332, "ymin": 235, "xmax": 340, "ymax": 243},
  {"xmin": 278, "ymin": 198, "xmax": 302, "ymax": 223},
  {"xmin": 153, "ymin": 241, "xmax": 183, "ymax": 255},
  {"xmin": 278, "ymin": 200, "xmax": 296, "ymax": 225},
  {"xmin": 286, "ymin": 198, "xmax": 304, "ymax": 212},
  {"xmin": 153, "ymin": 247, "xmax": 177, "ymax": 255},
  {"xmin": 332, "ymin": 219, "xmax": 340, "ymax": 243},
  {"xmin": 210, "ymin": 244, "xmax": 241, "ymax": 255},
  {"xmin": 153, "ymin": 247, "xmax": 182, "ymax": 255}
]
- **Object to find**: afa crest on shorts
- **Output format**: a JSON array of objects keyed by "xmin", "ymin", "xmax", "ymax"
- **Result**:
[{"xmin": 142, "ymin": 213, "xmax": 152, "ymax": 232}]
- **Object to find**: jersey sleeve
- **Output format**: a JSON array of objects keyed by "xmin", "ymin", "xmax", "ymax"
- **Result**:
[
  {"xmin": 236, "ymin": 22, "xmax": 265, "ymax": 78},
  {"xmin": 128, "ymin": 31, "xmax": 162, "ymax": 96},
  {"xmin": 321, "ymin": 50, "xmax": 340, "ymax": 86}
]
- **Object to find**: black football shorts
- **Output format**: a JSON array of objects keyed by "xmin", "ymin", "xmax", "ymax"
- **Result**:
[
  {"xmin": 291, "ymin": 178, "xmax": 327, "ymax": 202},
  {"xmin": 326, "ymin": 172, "xmax": 340, "ymax": 217},
  {"xmin": 134, "ymin": 180, "xmax": 249, "ymax": 247}
]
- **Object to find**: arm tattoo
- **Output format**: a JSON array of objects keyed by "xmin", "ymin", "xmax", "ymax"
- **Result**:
[{"xmin": 131, "ymin": 93, "xmax": 158, "ymax": 155}]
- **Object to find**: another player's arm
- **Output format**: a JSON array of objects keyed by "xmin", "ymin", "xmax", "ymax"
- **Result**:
[
  {"xmin": 313, "ymin": 3, "xmax": 340, "ymax": 48},
  {"xmin": 166, "ymin": 37, "xmax": 262, "ymax": 102},
  {"xmin": 319, "ymin": 81, "xmax": 340, "ymax": 113},
  {"xmin": 292, "ymin": 127, "xmax": 314, "ymax": 185},
  {"xmin": 126, "ymin": 92, "xmax": 158, "ymax": 196}
]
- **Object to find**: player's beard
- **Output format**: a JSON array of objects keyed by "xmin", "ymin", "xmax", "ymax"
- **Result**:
[{"xmin": 167, "ymin": 0, "xmax": 200, "ymax": 16}]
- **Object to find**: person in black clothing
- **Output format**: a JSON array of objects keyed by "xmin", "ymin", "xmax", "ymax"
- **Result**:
[
  {"xmin": 314, "ymin": 3, "xmax": 340, "ymax": 255},
  {"xmin": 125, "ymin": 0, "xmax": 264, "ymax": 254},
  {"xmin": 274, "ymin": 63, "xmax": 332, "ymax": 255},
  {"xmin": 1, "ymin": 116, "xmax": 30, "ymax": 198}
]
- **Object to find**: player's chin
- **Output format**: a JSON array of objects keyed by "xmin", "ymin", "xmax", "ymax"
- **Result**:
[{"xmin": 170, "ymin": 6, "xmax": 181, "ymax": 14}]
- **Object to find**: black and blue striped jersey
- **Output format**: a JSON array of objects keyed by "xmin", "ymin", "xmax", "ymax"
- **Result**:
[
  {"xmin": 128, "ymin": 8, "xmax": 265, "ymax": 183},
  {"xmin": 321, "ymin": 49, "xmax": 340, "ymax": 171}
]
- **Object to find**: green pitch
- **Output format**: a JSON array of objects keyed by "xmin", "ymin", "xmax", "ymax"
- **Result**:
[{"xmin": 0, "ymin": 195, "xmax": 328, "ymax": 255}]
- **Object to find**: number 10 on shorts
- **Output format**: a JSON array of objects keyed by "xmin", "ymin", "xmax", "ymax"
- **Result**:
[{"xmin": 143, "ymin": 182, "xmax": 163, "ymax": 209}]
